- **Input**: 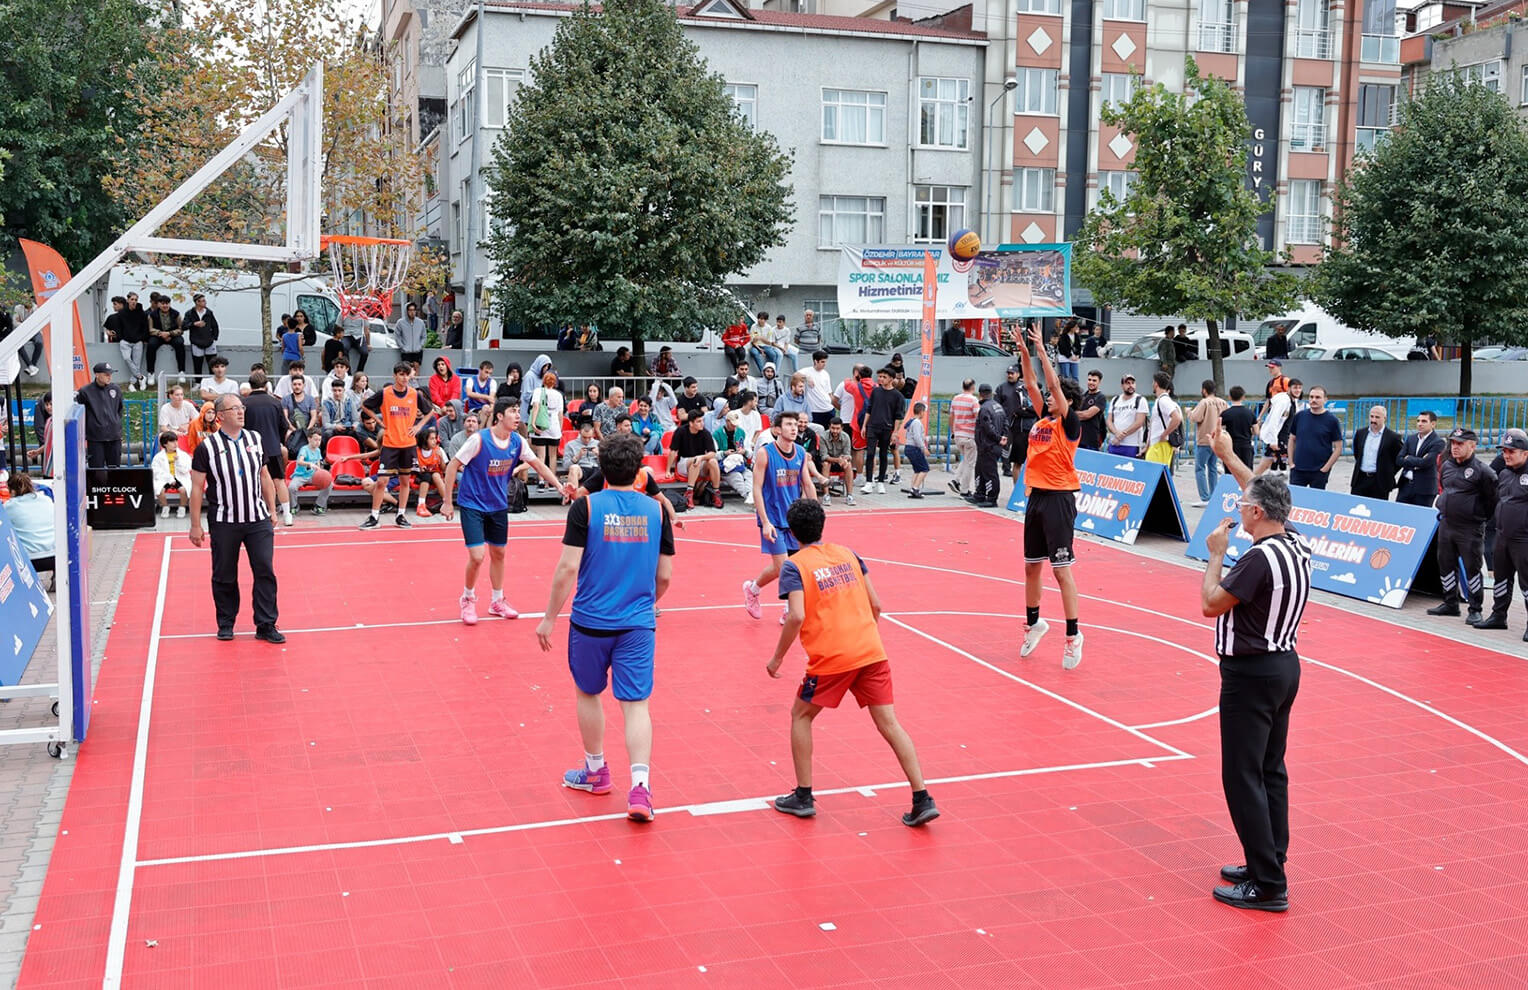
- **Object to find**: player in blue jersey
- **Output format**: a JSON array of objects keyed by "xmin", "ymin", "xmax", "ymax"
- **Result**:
[
  {"xmin": 441, "ymin": 399, "xmax": 569, "ymax": 625},
  {"xmin": 743, "ymin": 411, "xmax": 818, "ymax": 623},
  {"xmin": 537, "ymin": 433, "xmax": 676, "ymax": 823}
]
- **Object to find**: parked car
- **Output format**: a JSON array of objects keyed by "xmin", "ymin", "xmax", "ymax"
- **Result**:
[
  {"xmin": 894, "ymin": 338, "xmax": 1011, "ymax": 359},
  {"xmin": 1253, "ymin": 302, "xmax": 1400, "ymax": 358},
  {"xmin": 1287, "ymin": 344, "xmax": 1408, "ymax": 360},
  {"xmin": 1472, "ymin": 346, "xmax": 1507, "ymax": 361},
  {"xmin": 1483, "ymin": 347, "xmax": 1528, "ymax": 361},
  {"xmin": 1118, "ymin": 329, "xmax": 1256, "ymax": 361}
]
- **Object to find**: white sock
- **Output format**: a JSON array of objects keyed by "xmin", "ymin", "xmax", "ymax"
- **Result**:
[
  {"xmin": 279, "ymin": 502, "xmax": 290, "ymax": 516},
  {"xmin": 585, "ymin": 752, "xmax": 605, "ymax": 773},
  {"xmin": 631, "ymin": 763, "xmax": 650, "ymax": 789},
  {"xmin": 747, "ymin": 580, "xmax": 759, "ymax": 594},
  {"xmin": 463, "ymin": 587, "xmax": 475, "ymax": 599},
  {"xmin": 369, "ymin": 510, "xmax": 379, "ymax": 520},
  {"xmin": 491, "ymin": 589, "xmax": 504, "ymax": 602}
]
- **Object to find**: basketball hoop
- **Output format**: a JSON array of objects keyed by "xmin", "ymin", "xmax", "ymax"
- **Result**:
[{"xmin": 322, "ymin": 235, "xmax": 413, "ymax": 320}]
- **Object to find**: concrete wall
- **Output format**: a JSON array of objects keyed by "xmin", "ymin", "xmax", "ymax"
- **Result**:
[{"xmin": 50, "ymin": 344, "xmax": 1524, "ymax": 399}]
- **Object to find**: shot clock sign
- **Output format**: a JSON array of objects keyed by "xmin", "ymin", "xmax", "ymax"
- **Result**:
[{"xmin": 85, "ymin": 468, "xmax": 156, "ymax": 529}]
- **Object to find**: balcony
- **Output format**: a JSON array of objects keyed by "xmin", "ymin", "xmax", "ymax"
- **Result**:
[
  {"xmin": 1355, "ymin": 127, "xmax": 1389, "ymax": 154},
  {"xmin": 1287, "ymin": 216, "xmax": 1323, "ymax": 245},
  {"xmin": 1361, "ymin": 34, "xmax": 1400, "ymax": 64},
  {"xmin": 1290, "ymin": 124, "xmax": 1326, "ymax": 153},
  {"xmin": 1198, "ymin": 23, "xmax": 1236, "ymax": 53},
  {"xmin": 1293, "ymin": 29, "xmax": 1331, "ymax": 59}
]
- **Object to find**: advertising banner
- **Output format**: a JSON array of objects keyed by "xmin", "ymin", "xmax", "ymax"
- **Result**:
[
  {"xmin": 907, "ymin": 250, "xmax": 937, "ymax": 432},
  {"xmin": 1006, "ymin": 447, "xmax": 1187, "ymax": 545},
  {"xmin": 837, "ymin": 243, "xmax": 1072, "ymax": 320},
  {"xmin": 18, "ymin": 239, "xmax": 92, "ymax": 390},
  {"xmin": 1185, "ymin": 476, "xmax": 1440, "ymax": 608},
  {"xmin": 0, "ymin": 499, "xmax": 54, "ymax": 689}
]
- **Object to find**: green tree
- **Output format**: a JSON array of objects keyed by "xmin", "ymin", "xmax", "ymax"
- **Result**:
[
  {"xmin": 1074, "ymin": 57, "xmax": 1300, "ymax": 393},
  {"xmin": 1312, "ymin": 77, "xmax": 1528, "ymax": 398},
  {"xmin": 485, "ymin": 0, "xmax": 794, "ymax": 356},
  {"xmin": 0, "ymin": 0, "xmax": 166, "ymax": 269}
]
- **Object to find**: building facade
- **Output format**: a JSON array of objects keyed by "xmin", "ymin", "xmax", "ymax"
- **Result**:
[
  {"xmin": 1401, "ymin": 0, "xmax": 1528, "ymax": 114},
  {"xmin": 983, "ymin": 0, "xmax": 1404, "ymax": 269},
  {"xmin": 443, "ymin": 0, "xmax": 986, "ymax": 336}
]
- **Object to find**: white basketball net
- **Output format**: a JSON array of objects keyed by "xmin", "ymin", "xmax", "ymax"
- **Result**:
[{"xmin": 324, "ymin": 237, "xmax": 412, "ymax": 320}]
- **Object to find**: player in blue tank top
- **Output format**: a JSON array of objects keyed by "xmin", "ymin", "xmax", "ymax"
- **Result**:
[
  {"xmin": 743, "ymin": 411, "xmax": 819, "ymax": 623},
  {"xmin": 442, "ymin": 399, "xmax": 568, "ymax": 625},
  {"xmin": 537, "ymin": 434, "xmax": 676, "ymax": 823}
]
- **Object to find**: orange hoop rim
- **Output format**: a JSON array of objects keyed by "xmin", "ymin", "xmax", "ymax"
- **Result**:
[{"xmin": 320, "ymin": 235, "xmax": 414, "ymax": 247}]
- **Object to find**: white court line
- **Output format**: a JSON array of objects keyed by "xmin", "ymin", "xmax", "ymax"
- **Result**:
[
  {"xmin": 103, "ymin": 536, "xmax": 173, "ymax": 990},
  {"xmin": 158, "ymin": 602, "xmax": 741, "ymax": 641},
  {"xmin": 881, "ymin": 614, "xmax": 1192, "ymax": 760},
  {"xmin": 886, "ymin": 610, "xmax": 1224, "ymax": 732},
  {"xmin": 134, "ymin": 753, "xmax": 1189, "ymax": 869},
  {"xmin": 170, "ymin": 534, "xmax": 558, "ymax": 553}
]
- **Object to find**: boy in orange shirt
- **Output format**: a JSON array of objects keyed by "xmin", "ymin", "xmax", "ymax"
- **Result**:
[{"xmin": 765, "ymin": 498, "xmax": 939, "ymax": 827}]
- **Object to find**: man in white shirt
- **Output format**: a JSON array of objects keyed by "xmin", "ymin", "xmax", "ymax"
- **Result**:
[
  {"xmin": 159, "ymin": 383, "xmax": 197, "ymax": 437},
  {"xmin": 803, "ymin": 350, "xmax": 835, "ymax": 429},
  {"xmin": 321, "ymin": 358, "xmax": 355, "ymax": 398},
  {"xmin": 198, "ymin": 357, "xmax": 240, "ymax": 403},
  {"xmin": 1144, "ymin": 371, "xmax": 1182, "ymax": 467},
  {"xmin": 1105, "ymin": 374, "xmax": 1149, "ymax": 458},
  {"xmin": 272, "ymin": 360, "xmax": 318, "ymax": 400}
]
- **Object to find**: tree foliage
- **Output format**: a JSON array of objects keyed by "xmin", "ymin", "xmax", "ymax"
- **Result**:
[
  {"xmin": 1311, "ymin": 77, "xmax": 1528, "ymax": 397},
  {"xmin": 0, "ymin": 0, "xmax": 166, "ymax": 269},
  {"xmin": 485, "ymin": 0, "xmax": 794, "ymax": 353},
  {"xmin": 1074, "ymin": 57, "xmax": 1300, "ymax": 392},
  {"xmin": 104, "ymin": 0, "xmax": 434, "ymax": 365}
]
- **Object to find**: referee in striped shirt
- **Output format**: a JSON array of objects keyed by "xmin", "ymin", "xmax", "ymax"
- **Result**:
[
  {"xmin": 1200, "ymin": 427, "xmax": 1312, "ymax": 913},
  {"xmin": 188, "ymin": 394, "xmax": 285, "ymax": 644}
]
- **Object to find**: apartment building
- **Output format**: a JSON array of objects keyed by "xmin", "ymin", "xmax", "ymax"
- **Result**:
[{"xmin": 1401, "ymin": 0, "xmax": 1528, "ymax": 114}]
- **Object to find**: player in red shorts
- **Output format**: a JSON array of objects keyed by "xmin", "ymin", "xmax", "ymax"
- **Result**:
[{"xmin": 765, "ymin": 497, "xmax": 939, "ymax": 826}]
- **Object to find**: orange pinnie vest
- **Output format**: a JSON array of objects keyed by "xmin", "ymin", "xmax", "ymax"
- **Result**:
[
  {"xmin": 381, "ymin": 386, "xmax": 421, "ymax": 449},
  {"xmin": 791, "ymin": 542, "xmax": 886, "ymax": 676},
  {"xmin": 1025, "ymin": 413, "xmax": 1080, "ymax": 492}
]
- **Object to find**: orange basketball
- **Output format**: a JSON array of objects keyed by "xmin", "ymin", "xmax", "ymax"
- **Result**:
[
  {"xmin": 948, "ymin": 228, "xmax": 981, "ymax": 262},
  {"xmin": 1117, "ymin": 504, "xmax": 1130, "ymax": 521},
  {"xmin": 1370, "ymin": 548, "xmax": 1391, "ymax": 569}
]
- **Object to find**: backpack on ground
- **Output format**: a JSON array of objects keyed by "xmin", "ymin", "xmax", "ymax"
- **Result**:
[{"xmin": 507, "ymin": 477, "xmax": 528, "ymax": 514}]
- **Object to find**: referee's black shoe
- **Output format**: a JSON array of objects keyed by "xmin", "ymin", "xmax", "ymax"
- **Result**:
[
  {"xmin": 1213, "ymin": 881, "xmax": 1288, "ymax": 912},
  {"xmin": 216, "ymin": 627, "xmax": 234, "ymax": 642},
  {"xmin": 1426, "ymin": 602, "xmax": 1460, "ymax": 617},
  {"xmin": 255, "ymin": 625, "xmax": 286, "ymax": 645}
]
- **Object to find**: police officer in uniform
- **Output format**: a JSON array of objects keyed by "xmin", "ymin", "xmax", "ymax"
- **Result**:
[
  {"xmin": 1426, "ymin": 428, "xmax": 1497, "ymax": 625},
  {"xmin": 1473, "ymin": 429, "xmax": 1528, "ymax": 639},
  {"xmin": 970, "ymin": 384, "xmax": 1005, "ymax": 508}
]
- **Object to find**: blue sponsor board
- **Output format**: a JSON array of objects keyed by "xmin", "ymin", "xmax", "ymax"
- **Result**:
[
  {"xmin": 66, "ymin": 409, "xmax": 92, "ymax": 741},
  {"xmin": 0, "ymin": 500, "xmax": 53, "ymax": 689},
  {"xmin": 1185, "ymin": 475, "xmax": 1439, "ymax": 608},
  {"xmin": 1006, "ymin": 447, "xmax": 1187, "ymax": 545}
]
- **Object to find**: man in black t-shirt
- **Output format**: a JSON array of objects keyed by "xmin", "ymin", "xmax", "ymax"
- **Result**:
[
  {"xmin": 1074, "ymin": 370, "xmax": 1107, "ymax": 451},
  {"xmin": 242, "ymin": 370, "xmax": 295, "ymax": 526},
  {"xmin": 675, "ymin": 377, "xmax": 708, "ymax": 421},
  {"xmin": 667, "ymin": 409, "xmax": 722, "ymax": 508},
  {"xmin": 1219, "ymin": 386, "xmax": 1256, "ymax": 470}
]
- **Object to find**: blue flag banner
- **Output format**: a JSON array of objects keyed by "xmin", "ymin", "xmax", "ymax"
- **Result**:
[
  {"xmin": 1185, "ymin": 475, "xmax": 1440, "ymax": 608},
  {"xmin": 0, "ymin": 499, "xmax": 54, "ymax": 688},
  {"xmin": 1007, "ymin": 447, "xmax": 1187, "ymax": 545}
]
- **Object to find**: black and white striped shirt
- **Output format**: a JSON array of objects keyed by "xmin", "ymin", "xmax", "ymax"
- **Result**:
[
  {"xmin": 191, "ymin": 429, "xmax": 270, "ymax": 525},
  {"xmin": 1214, "ymin": 530, "xmax": 1312, "ymax": 657}
]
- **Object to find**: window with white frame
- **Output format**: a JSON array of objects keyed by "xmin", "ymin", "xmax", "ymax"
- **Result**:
[
  {"xmin": 455, "ymin": 61, "xmax": 476, "ymax": 142},
  {"xmin": 1287, "ymin": 180, "xmax": 1323, "ymax": 244},
  {"xmin": 1016, "ymin": 0, "xmax": 1061, "ymax": 13},
  {"xmin": 918, "ymin": 78, "xmax": 971, "ymax": 148},
  {"xmin": 1101, "ymin": 73, "xmax": 1137, "ymax": 112},
  {"xmin": 1198, "ymin": 0, "xmax": 1235, "ymax": 53},
  {"xmin": 1521, "ymin": 65, "xmax": 1528, "ymax": 104},
  {"xmin": 819, "ymin": 196, "xmax": 886, "ymax": 246},
  {"xmin": 1101, "ymin": 0, "xmax": 1145, "ymax": 19},
  {"xmin": 1014, "ymin": 68, "xmax": 1058, "ymax": 115},
  {"xmin": 913, "ymin": 186, "xmax": 967, "ymax": 242},
  {"xmin": 1356, "ymin": 82, "xmax": 1394, "ymax": 152},
  {"xmin": 802, "ymin": 299, "xmax": 840, "ymax": 326},
  {"xmin": 1293, "ymin": 0, "xmax": 1331, "ymax": 58},
  {"xmin": 1016, "ymin": 168, "xmax": 1055, "ymax": 212},
  {"xmin": 1099, "ymin": 170, "xmax": 1136, "ymax": 203},
  {"xmin": 724, "ymin": 83, "xmax": 758, "ymax": 129},
  {"xmin": 821, "ymin": 89, "xmax": 887, "ymax": 144},
  {"xmin": 1460, "ymin": 60, "xmax": 1503, "ymax": 92},
  {"xmin": 1290, "ymin": 87, "xmax": 1326, "ymax": 151},
  {"xmin": 483, "ymin": 68, "xmax": 527, "ymax": 128}
]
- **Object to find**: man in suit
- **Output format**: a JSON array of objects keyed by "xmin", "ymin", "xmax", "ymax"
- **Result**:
[
  {"xmin": 1351, "ymin": 405, "xmax": 1403, "ymax": 500},
  {"xmin": 1396, "ymin": 410, "xmax": 1446, "ymax": 507}
]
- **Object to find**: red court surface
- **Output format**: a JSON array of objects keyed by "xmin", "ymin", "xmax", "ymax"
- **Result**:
[{"xmin": 17, "ymin": 507, "xmax": 1528, "ymax": 988}]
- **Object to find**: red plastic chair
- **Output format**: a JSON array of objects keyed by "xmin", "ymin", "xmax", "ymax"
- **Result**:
[
  {"xmin": 283, "ymin": 460, "xmax": 321, "ymax": 494},
  {"xmin": 661, "ymin": 431, "xmax": 675, "ymax": 451},
  {"xmin": 759, "ymin": 414, "xmax": 771, "ymax": 431},
  {"xmin": 178, "ymin": 433, "xmax": 196, "ymax": 456},
  {"xmin": 644, "ymin": 454, "xmax": 678, "ymax": 484},
  {"xmin": 326, "ymin": 435, "xmax": 361, "ymax": 459},
  {"xmin": 566, "ymin": 399, "xmax": 583, "ymax": 416}
]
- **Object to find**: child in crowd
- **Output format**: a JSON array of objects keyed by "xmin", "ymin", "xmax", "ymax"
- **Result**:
[
  {"xmin": 903, "ymin": 402, "xmax": 930, "ymax": 498},
  {"xmin": 292, "ymin": 429, "xmax": 335, "ymax": 515},
  {"xmin": 414, "ymin": 427, "xmax": 450, "ymax": 518},
  {"xmin": 280, "ymin": 321, "xmax": 303, "ymax": 374},
  {"xmin": 150, "ymin": 431, "xmax": 192, "ymax": 518}
]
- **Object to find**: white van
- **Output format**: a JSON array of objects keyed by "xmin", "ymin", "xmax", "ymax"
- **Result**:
[
  {"xmin": 1118, "ymin": 328, "xmax": 1256, "ymax": 361},
  {"xmin": 1253, "ymin": 303, "xmax": 1397, "ymax": 357},
  {"xmin": 104, "ymin": 264, "xmax": 390, "ymax": 348}
]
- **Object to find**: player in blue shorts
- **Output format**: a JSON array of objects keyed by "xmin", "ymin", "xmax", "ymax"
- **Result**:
[
  {"xmin": 441, "ymin": 398, "xmax": 569, "ymax": 625},
  {"xmin": 536, "ymin": 434, "xmax": 676, "ymax": 822},
  {"xmin": 743, "ymin": 411, "xmax": 818, "ymax": 623}
]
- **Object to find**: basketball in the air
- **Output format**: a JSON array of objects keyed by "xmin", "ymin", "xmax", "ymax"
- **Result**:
[{"xmin": 948, "ymin": 228, "xmax": 981, "ymax": 262}]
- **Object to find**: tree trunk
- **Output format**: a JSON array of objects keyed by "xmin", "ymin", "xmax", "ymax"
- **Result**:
[
  {"xmin": 1206, "ymin": 317, "xmax": 1226, "ymax": 398},
  {"xmin": 258, "ymin": 264, "xmax": 275, "ymax": 371}
]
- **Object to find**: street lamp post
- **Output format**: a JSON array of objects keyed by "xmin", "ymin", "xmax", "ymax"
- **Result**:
[{"xmin": 985, "ymin": 76, "xmax": 1017, "ymax": 247}]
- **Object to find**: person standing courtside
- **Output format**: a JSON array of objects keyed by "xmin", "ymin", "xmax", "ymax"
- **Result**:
[
  {"xmin": 1427, "ymin": 428, "xmax": 1497, "ymax": 625},
  {"xmin": 1074, "ymin": 370, "xmax": 1108, "ymax": 453},
  {"xmin": 1473, "ymin": 429, "xmax": 1528, "ymax": 639},
  {"xmin": 1350, "ymin": 405, "xmax": 1402, "ymax": 500},
  {"xmin": 947, "ymin": 379, "xmax": 980, "ymax": 495},
  {"xmin": 1396, "ymin": 411, "xmax": 1445, "ymax": 507},
  {"xmin": 970, "ymin": 384, "xmax": 1004, "ymax": 508},
  {"xmin": 76, "ymin": 362, "xmax": 125, "ymax": 468},
  {"xmin": 189, "ymin": 394, "xmax": 284, "ymax": 643},
  {"xmin": 1200, "ymin": 428, "xmax": 1312, "ymax": 912}
]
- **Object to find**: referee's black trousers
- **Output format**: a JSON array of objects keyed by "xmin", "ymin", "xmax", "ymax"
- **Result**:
[
  {"xmin": 1436, "ymin": 518, "xmax": 1484, "ymax": 610},
  {"xmin": 1219, "ymin": 649, "xmax": 1300, "ymax": 895},
  {"xmin": 974, "ymin": 445, "xmax": 1000, "ymax": 502},
  {"xmin": 210, "ymin": 518, "xmax": 279, "ymax": 632}
]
